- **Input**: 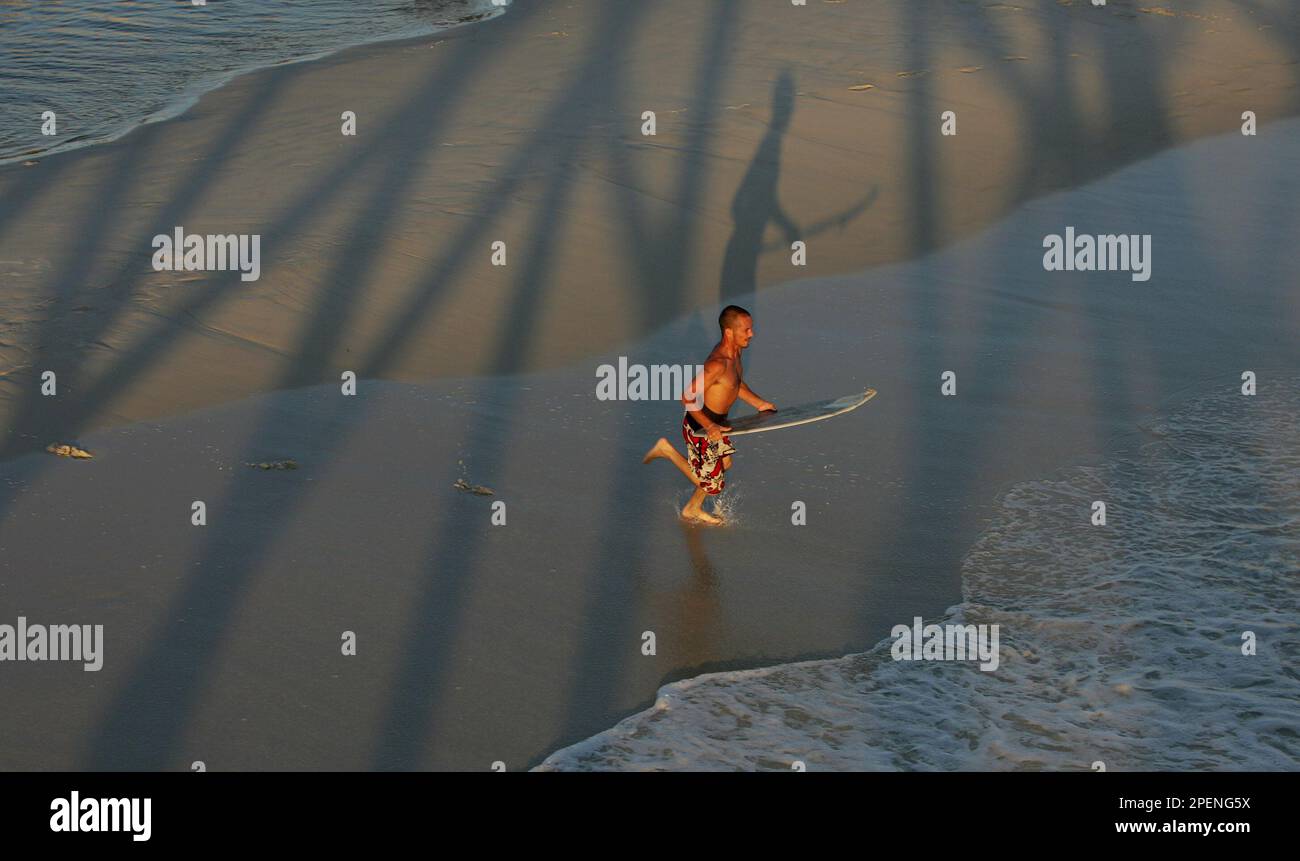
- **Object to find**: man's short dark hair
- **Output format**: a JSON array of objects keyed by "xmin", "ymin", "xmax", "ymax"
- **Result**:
[{"xmin": 719, "ymin": 304, "xmax": 751, "ymax": 331}]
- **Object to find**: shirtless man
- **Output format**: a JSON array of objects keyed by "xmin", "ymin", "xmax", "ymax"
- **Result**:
[{"xmin": 643, "ymin": 305, "xmax": 777, "ymax": 524}]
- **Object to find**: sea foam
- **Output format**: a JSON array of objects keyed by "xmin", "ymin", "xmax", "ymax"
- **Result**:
[{"xmin": 537, "ymin": 380, "xmax": 1300, "ymax": 770}]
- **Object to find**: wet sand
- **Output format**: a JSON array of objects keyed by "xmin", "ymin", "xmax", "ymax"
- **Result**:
[
  {"xmin": 1, "ymin": 0, "xmax": 1298, "ymax": 458},
  {"xmin": 1, "ymin": 109, "xmax": 1297, "ymax": 768},
  {"xmin": 2, "ymin": 0, "xmax": 1300, "ymax": 771}
]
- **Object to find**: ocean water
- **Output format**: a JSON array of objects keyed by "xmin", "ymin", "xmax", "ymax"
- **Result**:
[
  {"xmin": 0, "ymin": 0, "xmax": 504, "ymax": 164},
  {"xmin": 537, "ymin": 380, "xmax": 1300, "ymax": 771}
]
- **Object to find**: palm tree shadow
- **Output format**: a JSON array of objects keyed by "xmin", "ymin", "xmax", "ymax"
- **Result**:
[
  {"xmin": 367, "ymin": 0, "xmax": 707, "ymax": 770},
  {"xmin": 21, "ymin": 0, "xmax": 1294, "ymax": 773},
  {"xmin": 853, "ymin": 0, "xmax": 1236, "ymax": 654},
  {"xmin": 78, "ymin": 2, "xmax": 550, "ymax": 770},
  {"xmin": 0, "ymin": 66, "xmax": 300, "ymax": 469}
]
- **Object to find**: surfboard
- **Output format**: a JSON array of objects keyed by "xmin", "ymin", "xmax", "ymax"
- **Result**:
[{"xmin": 722, "ymin": 389, "xmax": 876, "ymax": 437}]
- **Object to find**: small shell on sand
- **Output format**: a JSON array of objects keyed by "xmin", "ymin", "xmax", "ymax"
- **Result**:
[
  {"xmin": 246, "ymin": 459, "xmax": 298, "ymax": 470},
  {"xmin": 46, "ymin": 443, "xmax": 93, "ymax": 459},
  {"xmin": 453, "ymin": 478, "xmax": 494, "ymax": 496}
]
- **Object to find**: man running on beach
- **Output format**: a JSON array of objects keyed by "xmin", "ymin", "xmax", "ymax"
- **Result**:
[{"xmin": 643, "ymin": 305, "xmax": 776, "ymax": 524}]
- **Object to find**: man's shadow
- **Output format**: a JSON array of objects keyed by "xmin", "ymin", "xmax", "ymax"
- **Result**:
[{"xmin": 719, "ymin": 69, "xmax": 878, "ymax": 305}]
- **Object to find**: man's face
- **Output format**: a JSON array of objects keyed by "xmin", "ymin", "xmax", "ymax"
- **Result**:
[{"xmin": 732, "ymin": 316, "xmax": 754, "ymax": 348}]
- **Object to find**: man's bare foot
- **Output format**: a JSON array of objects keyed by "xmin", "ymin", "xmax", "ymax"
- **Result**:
[
  {"xmin": 642, "ymin": 437, "xmax": 674, "ymax": 464},
  {"xmin": 681, "ymin": 505, "xmax": 723, "ymax": 525}
]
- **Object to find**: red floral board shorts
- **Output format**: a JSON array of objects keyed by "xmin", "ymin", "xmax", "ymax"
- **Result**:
[{"xmin": 681, "ymin": 414, "xmax": 736, "ymax": 495}]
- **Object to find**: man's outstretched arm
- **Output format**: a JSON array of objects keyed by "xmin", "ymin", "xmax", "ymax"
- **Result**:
[{"xmin": 738, "ymin": 382, "xmax": 776, "ymax": 412}]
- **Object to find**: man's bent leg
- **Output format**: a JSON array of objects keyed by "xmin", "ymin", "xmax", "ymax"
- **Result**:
[{"xmin": 643, "ymin": 438, "xmax": 702, "ymax": 487}]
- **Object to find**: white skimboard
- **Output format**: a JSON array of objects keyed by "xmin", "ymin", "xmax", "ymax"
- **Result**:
[{"xmin": 722, "ymin": 389, "xmax": 877, "ymax": 437}]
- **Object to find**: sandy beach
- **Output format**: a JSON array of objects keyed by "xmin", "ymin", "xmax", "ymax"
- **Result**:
[
  {"xmin": 1, "ymin": 0, "xmax": 1298, "ymax": 771},
  {"xmin": 2, "ymin": 0, "xmax": 1298, "ymax": 455}
]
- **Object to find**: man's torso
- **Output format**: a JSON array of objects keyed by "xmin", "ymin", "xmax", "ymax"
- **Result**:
[{"xmin": 703, "ymin": 343, "xmax": 742, "ymax": 417}]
